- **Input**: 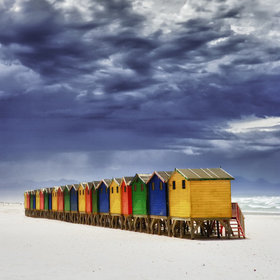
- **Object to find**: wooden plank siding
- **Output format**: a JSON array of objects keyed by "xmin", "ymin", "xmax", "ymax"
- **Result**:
[
  {"xmin": 52, "ymin": 188, "xmax": 58, "ymax": 211},
  {"xmin": 63, "ymin": 187, "xmax": 71, "ymax": 212},
  {"xmin": 36, "ymin": 190, "xmax": 40, "ymax": 210},
  {"xmin": 78, "ymin": 184, "xmax": 86, "ymax": 213},
  {"xmin": 43, "ymin": 190, "xmax": 48, "ymax": 210},
  {"xmin": 190, "ymin": 180, "xmax": 232, "ymax": 218},
  {"xmin": 168, "ymin": 172, "xmax": 191, "ymax": 218},
  {"xmin": 110, "ymin": 179, "xmax": 122, "ymax": 215}
]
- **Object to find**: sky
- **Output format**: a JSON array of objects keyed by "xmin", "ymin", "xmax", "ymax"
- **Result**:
[{"xmin": 0, "ymin": 0, "xmax": 280, "ymax": 201}]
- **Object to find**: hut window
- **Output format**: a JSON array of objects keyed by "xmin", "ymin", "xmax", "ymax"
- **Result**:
[
  {"xmin": 112, "ymin": 187, "xmax": 114, "ymax": 194},
  {"xmin": 160, "ymin": 182, "xmax": 163, "ymax": 191},
  {"xmin": 88, "ymin": 190, "xmax": 89, "ymax": 195},
  {"xmin": 80, "ymin": 190, "xmax": 81, "ymax": 195},
  {"xmin": 141, "ymin": 184, "xmax": 144, "ymax": 192},
  {"xmin": 152, "ymin": 182, "xmax": 155, "ymax": 191},
  {"xmin": 134, "ymin": 185, "xmax": 137, "ymax": 192},
  {"xmin": 83, "ymin": 190, "xmax": 84, "ymax": 195},
  {"xmin": 101, "ymin": 188, "xmax": 103, "ymax": 193},
  {"xmin": 182, "ymin": 180, "xmax": 186, "ymax": 189},
  {"xmin": 117, "ymin": 186, "xmax": 119, "ymax": 193},
  {"xmin": 172, "ymin": 181, "xmax": 176, "ymax": 190},
  {"xmin": 124, "ymin": 186, "xmax": 127, "ymax": 192},
  {"xmin": 105, "ymin": 188, "xmax": 107, "ymax": 193}
]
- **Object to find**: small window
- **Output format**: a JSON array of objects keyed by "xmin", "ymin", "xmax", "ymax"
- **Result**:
[
  {"xmin": 112, "ymin": 187, "xmax": 114, "ymax": 194},
  {"xmin": 80, "ymin": 190, "xmax": 81, "ymax": 195},
  {"xmin": 172, "ymin": 181, "xmax": 176, "ymax": 190},
  {"xmin": 124, "ymin": 186, "xmax": 127, "ymax": 192},
  {"xmin": 88, "ymin": 190, "xmax": 89, "ymax": 195},
  {"xmin": 83, "ymin": 190, "xmax": 84, "ymax": 195},
  {"xmin": 152, "ymin": 182, "xmax": 155, "ymax": 191},
  {"xmin": 101, "ymin": 188, "xmax": 103, "ymax": 193},
  {"xmin": 117, "ymin": 186, "xmax": 119, "ymax": 193},
  {"xmin": 134, "ymin": 185, "xmax": 137, "ymax": 192},
  {"xmin": 141, "ymin": 184, "xmax": 144, "ymax": 192},
  {"xmin": 160, "ymin": 182, "xmax": 163, "ymax": 191},
  {"xmin": 182, "ymin": 180, "xmax": 186, "ymax": 189},
  {"xmin": 105, "ymin": 188, "xmax": 107, "ymax": 193}
]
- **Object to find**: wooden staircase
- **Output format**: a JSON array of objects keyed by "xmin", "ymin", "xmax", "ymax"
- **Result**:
[{"xmin": 230, "ymin": 202, "xmax": 245, "ymax": 238}]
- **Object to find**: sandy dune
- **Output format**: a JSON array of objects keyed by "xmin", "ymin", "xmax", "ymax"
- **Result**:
[{"xmin": 0, "ymin": 203, "xmax": 279, "ymax": 280}]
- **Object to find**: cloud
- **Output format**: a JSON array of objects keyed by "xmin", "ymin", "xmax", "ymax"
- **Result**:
[{"xmin": 0, "ymin": 0, "xmax": 280, "ymax": 196}]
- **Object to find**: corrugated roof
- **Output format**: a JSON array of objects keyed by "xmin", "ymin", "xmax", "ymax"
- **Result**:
[
  {"xmin": 112, "ymin": 178, "xmax": 122, "ymax": 185},
  {"xmin": 132, "ymin": 173, "xmax": 152, "ymax": 184},
  {"xmin": 123, "ymin": 176, "xmax": 134, "ymax": 185},
  {"xmin": 146, "ymin": 171, "xmax": 172, "ymax": 184},
  {"xmin": 103, "ymin": 179, "xmax": 112, "ymax": 187},
  {"xmin": 176, "ymin": 168, "xmax": 234, "ymax": 180}
]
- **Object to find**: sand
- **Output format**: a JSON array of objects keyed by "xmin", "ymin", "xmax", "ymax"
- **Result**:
[{"xmin": 0, "ymin": 203, "xmax": 279, "ymax": 280}]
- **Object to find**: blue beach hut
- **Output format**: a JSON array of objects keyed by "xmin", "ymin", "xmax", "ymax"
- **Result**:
[
  {"xmin": 32, "ymin": 191, "xmax": 36, "ymax": 210},
  {"xmin": 147, "ymin": 171, "xmax": 172, "ymax": 216},
  {"xmin": 70, "ymin": 184, "xmax": 79, "ymax": 212},
  {"xmin": 48, "ymin": 188, "xmax": 53, "ymax": 210},
  {"xmin": 98, "ymin": 179, "xmax": 112, "ymax": 214}
]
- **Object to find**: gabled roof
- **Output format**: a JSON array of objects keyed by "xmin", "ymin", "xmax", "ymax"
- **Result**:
[
  {"xmin": 63, "ymin": 185, "xmax": 71, "ymax": 191},
  {"xmin": 176, "ymin": 168, "xmax": 234, "ymax": 180},
  {"xmin": 68, "ymin": 184, "xmax": 79, "ymax": 190},
  {"xmin": 131, "ymin": 173, "xmax": 152, "ymax": 184},
  {"xmin": 146, "ymin": 171, "xmax": 172, "ymax": 184},
  {"xmin": 122, "ymin": 176, "xmax": 134, "ymax": 185},
  {"xmin": 78, "ymin": 183, "xmax": 85, "ymax": 189},
  {"xmin": 87, "ymin": 181, "xmax": 101, "ymax": 189},
  {"xmin": 110, "ymin": 178, "xmax": 122, "ymax": 186},
  {"xmin": 97, "ymin": 179, "xmax": 112, "ymax": 188}
]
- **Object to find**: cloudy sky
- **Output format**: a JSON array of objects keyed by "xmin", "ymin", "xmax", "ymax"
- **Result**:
[{"xmin": 1, "ymin": 0, "xmax": 280, "ymax": 200}]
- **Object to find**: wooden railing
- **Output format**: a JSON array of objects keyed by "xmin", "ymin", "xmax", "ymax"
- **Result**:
[{"xmin": 232, "ymin": 202, "xmax": 245, "ymax": 236}]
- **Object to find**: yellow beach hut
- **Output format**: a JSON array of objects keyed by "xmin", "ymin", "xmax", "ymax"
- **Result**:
[
  {"xmin": 168, "ymin": 168, "xmax": 234, "ymax": 219},
  {"xmin": 36, "ymin": 190, "xmax": 40, "ymax": 210},
  {"xmin": 78, "ymin": 183, "xmax": 86, "ymax": 213},
  {"xmin": 109, "ymin": 178, "xmax": 122, "ymax": 215},
  {"xmin": 52, "ymin": 187, "xmax": 58, "ymax": 212}
]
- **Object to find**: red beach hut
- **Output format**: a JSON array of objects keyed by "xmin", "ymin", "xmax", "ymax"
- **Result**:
[
  {"xmin": 40, "ymin": 189, "xmax": 45, "ymax": 211},
  {"xmin": 121, "ymin": 176, "xmax": 134, "ymax": 216},
  {"xmin": 57, "ymin": 186, "xmax": 64, "ymax": 213},
  {"xmin": 85, "ymin": 182, "xmax": 92, "ymax": 214}
]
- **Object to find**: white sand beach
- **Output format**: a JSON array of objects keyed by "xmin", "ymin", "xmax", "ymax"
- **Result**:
[{"xmin": 0, "ymin": 203, "xmax": 279, "ymax": 280}]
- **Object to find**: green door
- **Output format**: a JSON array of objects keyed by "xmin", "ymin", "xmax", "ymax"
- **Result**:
[{"xmin": 132, "ymin": 178, "xmax": 147, "ymax": 215}]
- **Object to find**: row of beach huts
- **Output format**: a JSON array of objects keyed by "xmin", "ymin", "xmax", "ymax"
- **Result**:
[{"xmin": 24, "ymin": 168, "xmax": 245, "ymax": 239}]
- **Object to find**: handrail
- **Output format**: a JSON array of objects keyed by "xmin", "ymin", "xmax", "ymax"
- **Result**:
[{"xmin": 232, "ymin": 202, "xmax": 245, "ymax": 236}]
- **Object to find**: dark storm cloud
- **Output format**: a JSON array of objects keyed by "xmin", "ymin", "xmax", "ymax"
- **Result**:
[{"xmin": 0, "ymin": 0, "xmax": 280, "ymax": 196}]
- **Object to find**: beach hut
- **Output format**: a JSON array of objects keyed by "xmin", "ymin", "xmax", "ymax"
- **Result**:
[
  {"xmin": 168, "ymin": 168, "xmax": 234, "ymax": 238},
  {"xmin": 85, "ymin": 183, "xmax": 92, "ymax": 214},
  {"xmin": 24, "ymin": 192, "xmax": 27, "ymax": 209},
  {"xmin": 90, "ymin": 181, "xmax": 100, "ymax": 225},
  {"xmin": 109, "ymin": 178, "xmax": 122, "ymax": 228},
  {"xmin": 48, "ymin": 188, "xmax": 53, "ymax": 212},
  {"xmin": 26, "ymin": 191, "xmax": 30, "ymax": 210},
  {"xmin": 57, "ymin": 186, "xmax": 64, "ymax": 220},
  {"xmin": 40, "ymin": 189, "xmax": 44, "ymax": 211},
  {"xmin": 121, "ymin": 177, "xmax": 133, "ymax": 217},
  {"xmin": 131, "ymin": 173, "xmax": 151, "ymax": 232},
  {"xmin": 146, "ymin": 171, "xmax": 172, "ymax": 235},
  {"xmin": 78, "ymin": 183, "xmax": 86, "ymax": 213},
  {"xmin": 32, "ymin": 191, "xmax": 36, "ymax": 210},
  {"xmin": 36, "ymin": 190, "xmax": 40, "ymax": 213},
  {"xmin": 147, "ymin": 171, "xmax": 172, "ymax": 217},
  {"xmin": 109, "ymin": 178, "xmax": 122, "ymax": 215},
  {"xmin": 52, "ymin": 187, "xmax": 58, "ymax": 219},
  {"xmin": 91, "ymin": 181, "xmax": 100, "ymax": 214},
  {"xmin": 131, "ymin": 174, "xmax": 151, "ymax": 216},
  {"xmin": 98, "ymin": 179, "xmax": 112, "ymax": 213},
  {"xmin": 30, "ymin": 191, "xmax": 34, "ymax": 210},
  {"xmin": 64, "ymin": 186, "xmax": 71, "ymax": 212},
  {"xmin": 98, "ymin": 179, "xmax": 112, "ymax": 227},
  {"xmin": 70, "ymin": 184, "xmax": 79, "ymax": 222},
  {"xmin": 43, "ymin": 189, "xmax": 49, "ymax": 212}
]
